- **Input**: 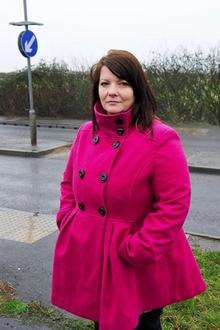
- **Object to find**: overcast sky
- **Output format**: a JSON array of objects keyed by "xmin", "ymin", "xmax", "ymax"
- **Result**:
[{"xmin": 1, "ymin": 0, "xmax": 219, "ymax": 72}]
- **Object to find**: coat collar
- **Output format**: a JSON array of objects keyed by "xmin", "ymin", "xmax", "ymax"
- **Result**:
[{"xmin": 94, "ymin": 101, "xmax": 134, "ymax": 135}]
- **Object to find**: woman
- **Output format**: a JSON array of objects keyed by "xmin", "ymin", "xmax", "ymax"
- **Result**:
[{"xmin": 51, "ymin": 50, "xmax": 207, "ymax": 330}]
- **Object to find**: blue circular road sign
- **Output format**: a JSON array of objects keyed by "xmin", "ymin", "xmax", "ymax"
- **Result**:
[{"xmin": 18, "ymin": 30, "xmax": 38, "ymax": 58}]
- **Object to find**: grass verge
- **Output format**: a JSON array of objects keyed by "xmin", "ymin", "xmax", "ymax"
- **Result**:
[{"xmin": 0, "ymin": 246, "xmax": 219, "ymax": 329}]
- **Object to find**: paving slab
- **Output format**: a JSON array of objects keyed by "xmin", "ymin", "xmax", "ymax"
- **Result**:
[{"xmin": 0, "ymin": 207, "xmax": 56, "ymax": 244}]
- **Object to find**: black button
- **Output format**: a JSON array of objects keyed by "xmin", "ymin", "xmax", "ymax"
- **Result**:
[
  {"xmin": 78, "ymin": 202, "xmax": 85, "ymax": 210},
  {"xmin": 99, "ymin": 173, "xmax": 107, "ymax": 182},
  {"xmin": 112, "ymin": 141, "xmax": 120, "ymax": 149},
  {"xmin": 115, "ymin": 118, "xmax": 123, "ymax": 125},
  {"xmin": 98, "ymin": 207, "xmax": 106, "ymax": 216},
  {"xmin": 79, "ymin": 169, "xmax": 85, "ymax": 179},
  {"xmin": 92, "ymin": 135, "xmax": 99, "ymax": 144},
  {"xmin": 116, "ymin": 128, "xmax": 124, "ymax": 135}
]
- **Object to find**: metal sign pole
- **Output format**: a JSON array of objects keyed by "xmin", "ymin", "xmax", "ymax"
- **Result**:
[
  {"xmin": 23, "ymin": 0, "xmax": 36, "ymax": 147},
  {"xmin": 10, "ymin": 1, "xmax": 43, "ymax": 148}
]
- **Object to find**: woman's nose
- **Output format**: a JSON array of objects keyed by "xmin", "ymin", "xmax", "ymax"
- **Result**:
[{"xmin": 107, "ymin": 84, "xmax": 119, "ymax": 95}]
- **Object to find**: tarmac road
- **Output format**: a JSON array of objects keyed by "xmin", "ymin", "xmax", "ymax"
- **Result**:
[{"xmin": 0, "ymin": 125, "xmax": 219, "ymax": 236}]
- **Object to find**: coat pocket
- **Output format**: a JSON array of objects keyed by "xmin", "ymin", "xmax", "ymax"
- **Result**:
[
  {"xmin": 59, "ymin": 207, "xmax": 78, "ymax": 232},
  {"xmin": 117, "ymin": 223, "xmax": 142, "ymax": 267}
]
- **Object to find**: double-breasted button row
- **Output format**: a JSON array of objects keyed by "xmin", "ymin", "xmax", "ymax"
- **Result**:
[
  {"xmin": 78, "ymin": 202, "xmax": 106, "ymax": 216},
  {"xmin": 92, "ymin": 119, "xmax": 124, "ymax": 145},
  {"xmin": 79, "ymin": 169, "xmax": 108, "ymax": 183},
  {"xmin": 92, "ymin": 137, "xmax": 121, "ymax": 149}
]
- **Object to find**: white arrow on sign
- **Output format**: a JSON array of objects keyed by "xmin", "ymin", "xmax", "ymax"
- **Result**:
[{"xmin": 24, "ymin": 35, "xmax": 36, "ymax": 53}]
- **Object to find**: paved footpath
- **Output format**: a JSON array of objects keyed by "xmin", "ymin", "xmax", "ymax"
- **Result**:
[{"xmin": 0, "ymin": 117, "xmax": 219, "ymax": 329}]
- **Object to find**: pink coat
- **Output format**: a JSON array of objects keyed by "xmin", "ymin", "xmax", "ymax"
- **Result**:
[{"xmin": 51, "ymin": 102, "xmax": 207, "ymax": 330}]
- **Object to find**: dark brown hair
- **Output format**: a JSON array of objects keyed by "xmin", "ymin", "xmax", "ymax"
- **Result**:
[{"xmin": 90, "ymin": 49, "xmax": 159, "ymax": 134}]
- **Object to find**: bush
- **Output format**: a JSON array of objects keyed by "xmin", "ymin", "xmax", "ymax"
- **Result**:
[
  {"xmin": 0, "ymin": 48, "xmax": 219, "ymax": 124},
  {"xmin": 144, "ymin": 47, "xmax": 220, "ymax": 124},
  {"xmin": 0, "ymin": 60, "xmax": 92, "ymax": 119}
]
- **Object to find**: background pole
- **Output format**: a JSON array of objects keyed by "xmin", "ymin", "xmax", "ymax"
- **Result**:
[{"xmin": 23, "ymin": 0, "xmax": 37, "ymax": 147}]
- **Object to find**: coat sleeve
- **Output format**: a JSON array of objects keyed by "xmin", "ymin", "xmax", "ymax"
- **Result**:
[
  {"xmin": 55, "ymin": 125, "xmax": 82, "ymax": 230},
  {"xmin": 118, "ymin": 128, "xmax": 191, "ymax": 266}
]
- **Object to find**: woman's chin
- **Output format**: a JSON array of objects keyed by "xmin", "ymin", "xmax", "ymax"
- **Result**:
[{"xmin": 105, "ymin": 105, "xmax": 123, "ymax": 114}]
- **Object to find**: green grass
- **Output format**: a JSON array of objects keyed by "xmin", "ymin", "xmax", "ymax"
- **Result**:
[
  {"xmin": 0, "ymin": 246, "xmax": 219, "ymax": 329},
  {"xmin": 162, "ymin": 247, "xmax": 220, "ymax": 329},
  {"xmin": 0, "ymin": 298, "xmax": 28, "ymax": 315}
]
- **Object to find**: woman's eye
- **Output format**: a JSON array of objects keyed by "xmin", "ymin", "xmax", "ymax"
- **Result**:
[{"xmin": 100, "ymin": 81, "xmax": 129, "ymax": 87}]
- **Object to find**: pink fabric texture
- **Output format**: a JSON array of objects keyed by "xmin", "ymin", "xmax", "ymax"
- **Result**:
[{"xmin": 51, "ymin": 102, "xmax": 207, "ymax": 330}]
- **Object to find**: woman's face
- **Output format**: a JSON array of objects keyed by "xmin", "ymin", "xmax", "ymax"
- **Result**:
[{"xmin": 98, "ymin": 65, "xmax": 135, "ymax": 114}]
